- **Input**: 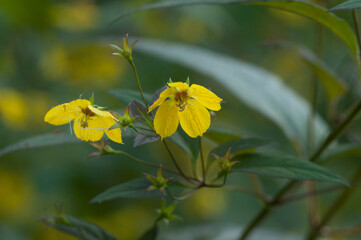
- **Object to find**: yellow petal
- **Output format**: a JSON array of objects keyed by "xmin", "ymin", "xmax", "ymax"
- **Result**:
[
  {"xmin": 189, "ymin": 84, "xmax": 222, "ymax": 111},
  {"xmin": 179, "ymin": 99, "xmax": 210, "ymax": 138},
  {"xmin": 88, "ymin": 105, "xmax": 114, "ymax": 118},
  {"xmin": 148, "ymin": 87, "xmax": 173, "ymax": 112},
  {"xmin": 102, "ymin": 116, "xmax": 123, "ymax": 144},
  {"xmin": 73, "ymin": 115, "xmax": 104, "ymax": 142},
  {"xmin": 44, "ymin": 99, "xmax": 90, "ymax": 126},
  {"xmin": 154, "ymin": 100, "xmax": 179, "ymax": 139},
  {"xmin": 44, "ymin": 103, "xmax": 79, "ymax": 126},
  {"xmin": 168, "ymin": 82, "xmax": 189, "ymax": 92},
  {"xmin": 67, "ymin": 99, "xmax": 91, "ymax": 109}
]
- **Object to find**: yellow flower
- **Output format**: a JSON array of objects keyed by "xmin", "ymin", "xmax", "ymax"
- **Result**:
[
  {"xmin": 44, "ymin": 99, "xmax": 123, "ymax": 143},
  {"xmin": 149, "ymin": 81, "xmax": 222, "ymax": 139}
]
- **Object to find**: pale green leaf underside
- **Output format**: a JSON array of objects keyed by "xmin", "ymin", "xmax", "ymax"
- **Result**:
[
  {"xmin": 232, "ymin": 153, "xmax": 348, "ymax": 185},
  {"xmin": 0, "ymin": 130, "xmax": 80, "ymax": 157}
]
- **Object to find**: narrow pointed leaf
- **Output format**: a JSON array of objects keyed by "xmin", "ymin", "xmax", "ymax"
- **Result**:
[
  {"xmin": 231, "ymin": 153, "xmax": 349, "ymax": 185},
  {"xmin": 329, "ymin": 0, "xmax": 361, "ymax": 11},
  {"xmin": 42, "ymin": 214, "xmax": 117, "ymax": 240},
  {"xmin": 279, "ymin": 42, "xmax": 346, "ymax": 99},
  {"xmin": 0, "ymin": 130, "xmax": 80, "ymax": 157},
  {"xmin": 90, "ymin": 178, "xmax": 185, "ymax": 203},
  {"xmin": 136, "ymin": 39, "xmax": 329, "ymax": 149},
  {"xmin": 90, "ymin": 178, "xmax": 165, "ymax": 203}
]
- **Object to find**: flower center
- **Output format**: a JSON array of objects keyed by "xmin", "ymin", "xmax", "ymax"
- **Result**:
[
  {"xmin": 174, "ymin": 91, "xmax": 189, "ymax": 112},
  {"xmin": 80, "ymin": 107, "xmax": 95, "ymax": 128},
  {"xmin": 82, "ymin": 107, "xmax": 96, "ymax": 117}
]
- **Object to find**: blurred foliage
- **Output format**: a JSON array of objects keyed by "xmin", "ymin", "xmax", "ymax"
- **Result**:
[{"xmin": 2, "ymin": 0, "xmax": 361, "ymax": 239}]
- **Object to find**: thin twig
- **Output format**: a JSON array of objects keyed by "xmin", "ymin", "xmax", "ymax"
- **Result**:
[
  {"xmin": 113, "ymin": 150, "xmax": 179, "ymax": 175},
  {"xmin": 163, "ymin": 140, "xmax": 200, "ymax": 184},
  {"xmin": 306, "ymin": 164, "xmax": 361, "ymax": 240}
]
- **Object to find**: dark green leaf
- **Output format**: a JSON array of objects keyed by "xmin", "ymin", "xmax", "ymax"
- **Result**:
[
  {"xmin": 150, "ymin": 86, "xmax": 167, "ymax": 107},
  {"xmin": 0, "ymin": 130, "xmax": 80, "ymax": 157},
  {"xmin": 231, "ymin": 153, "xmax": 349, "ymax": 185},
  {"xmin": 42, "ymin": 214, "xmax": 117, "ymax": 240},
  {"xmin": 209, "ymin": 138, "xmax": 269, "ymax": 160},
  {"xmin": 90, "ymin": 178, "xmax": 164, "ymax": 203},
  {"xmin": 130, "ymin": 100, "xmax": 154, "ymax": 128},
  {"xmin": 136, "ymin": 39, "xmax": 329, "ymax": 149},
  {"xmin": 90, "ymin": 178, "xmax": 186, "ymax": 203},
  {"xmin": 329, "ymin": 0, "xmax": 361, "ymax": 11},
  {"xmin": 109, "ymin": 89, "xmax": 152, "ymax": 105},
  {"xmin": 115, "ymin": 0, "xmax": 359, "ymax": 65}
]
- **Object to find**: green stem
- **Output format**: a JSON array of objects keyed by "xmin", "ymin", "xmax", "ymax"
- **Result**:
[
  {"xmin": 163, "ymin": 140, "xmax": 200, "ymax": 184},
  {"xmin": 239, "ymin": 181, "xmax": 297, "ymax": 240},
  {"xmin": 166, "ymin": 186, "xmax": 201, "ymax": 200},
  {"xmin": 199, "ymin": 137, "xmax": 206, "ymax": 181},
  {"xmin": 306, "ymin": 164, "xmax": 361, "ymax": 240},
  {"xmin": 113, "ymin": 150, "xmax": 179, "ymax": 175},
  {"xmin": 129, "ymin": 60, "xmax": 149, "ymax": 109}
]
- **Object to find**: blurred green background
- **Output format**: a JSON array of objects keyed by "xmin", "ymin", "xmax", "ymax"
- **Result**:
[{"xmin": 1, "ymin": 0, "xmax": 361, "ymax": 239}]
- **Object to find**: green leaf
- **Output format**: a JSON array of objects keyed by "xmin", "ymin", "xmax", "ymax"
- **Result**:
[
  {"xmin": 204, "ymin": 126, "xmax": 241, "ymax": 144},
  {"xmin": 0, "ymin": 130, "xmax": 80, "ymax": 157},
  {"xmin": 329, "ymin": 0, "xmax": 361, "ymax": 11},
  {"xmin": 42, "ymin": 214, "xmax": 117, "ymax": 240},
  {"xmin": 90, "ymin": 178, "xmax": 185, "ymax": 203},
  {"xmin": 109, "ymin": 89, "xmax": 152, "ymax": 105},
  {"xmin": 209, "ymin": 138, "xmax": 269, "ymax": 160},
  {"xmin": 136, "ymin": 39, "xmax": 329, "ymax": 150},
  {"xmin": 278, "ymin": 42, "xmax": 346, "ymax": 99},
  {"xmin": 90, "ymin": 178, "xmax": 164, "ymax": 203},
  {"xmin": 231, "ymin": 153, "xmax": 349, "ymax": 185},
  {"xmin": 114, "ymin": 0, "xmax": 359, "ymax": 65}
]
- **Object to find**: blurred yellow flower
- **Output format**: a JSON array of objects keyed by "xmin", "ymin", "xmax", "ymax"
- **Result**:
[
  {"xmin": 0, "ymin": 169, "xmax": 34, "ymax": 219},
  {"xmin": 44, "ymin": 99, "xmax": 123, "ymax": 143},
  {"xmin": 51, "ymin": 1, "xmax": 99, "ymax": 31},
  {"xmin": 40, "ymin": 44, "xmax": 124, "ymax": 88},
  {"xmin": 184, "ymin": 188, "xmax": 228, "ymax": 220},
  {"xmin": 149, "ymin": 81, "xmax": 222, "ymax": 139},
  {"xmin": 0, "ymin": 88, "xmax": 26, "ymax": 129}
]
